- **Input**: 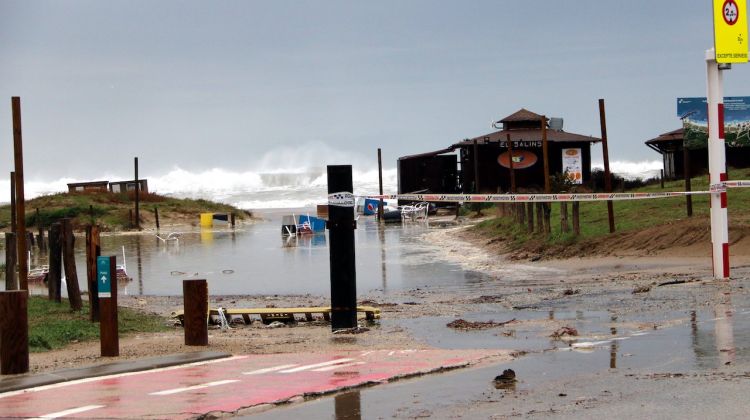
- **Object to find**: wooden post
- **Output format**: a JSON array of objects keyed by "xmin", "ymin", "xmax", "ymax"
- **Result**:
[
  {"xmin": 377, "ymin": 148, "xmax": 384, "ymax": 222},
  {"xmin": 60, "ymin": 219, "xmax": 82, "ymax": 311},
  {"xmin": 9, "ymin": 172, "xmax": 16, "ymax": 234},
  {"xmin": 527, "ymin": 202, "xmax": 534, "ymax": 233},
  {"xmin": 561, "ymin": 202, "xmax": 569, "ymax": 233},
  {"xmin": 598, "ymin": 99, "xmax": 616, "ymax": 233},
  {"xmin": 86, "ymin": 225, "xmax": 101, "ymax": 322},
  {"xmin": 536, "ymin": 203, "xmax": 544, "ymax": 234},
  {"xmin": 506, "ymin": 133, "xmax": 520, "ymax": 224},
  {"xmin": 12, "ymin": 97, "xmax": 28, "ymax": 291},
  {"xmin": 4, "ymin": 233, "xmax": 17, "ymax": 290},
  {"xmin": 473, "ymin": 139, "xmax": 481, "ymax": 215},
  {"xmin": 660, "ymin": 169, "xmax": 665, "ymax": 189},
  {"xmin": 37, "ymin": 228, "xmax": 46, "ymax": 252},
  {"xmin": 26, "ymin": 231, "xmax": 34, "ymax": 249},
  {"xmin": 572, "ymin": 202, "xmax": 580, "ymax": 236},
  {"xmin": 129, "ymin": 209, "xmax": 133, "ymax": 227},
  {"xmin": 541, "ymin": 116, "xmax": 551, "ymax": 234},
  {"xmin": 327, "ymin": 165, "xmax": 358, "ymax": 330},
  {"xmin": 684, "ymin": 145, "xmax": 693, "ymax": 217},
  {"xmin": 0, "ymin": 290, "xmax": 29, "ymax": 374},
  {"xmin": 35, "ymin": 208, "xmax": 44, "ymax": 251},
  {"xmin": 230, "ymin": 212, "xmax": 235, "ymax": 229},
  {"xmin": 154, "ymin": 206, "xmax": 160, "ymax": 230},
  {"xmin": 183, "ymin": 279, "xmax": 208, "ymax": 346},
  {"xmin": 98, "ymin": 255, "xmax": 119, "ymax": 357},
  {"xmin": 134, "ymin": 157, "xmax": 140, "ymax": 230},
  {"xmin": 48, "ymin": 223, "xmax": 63, "ymax": 302}
]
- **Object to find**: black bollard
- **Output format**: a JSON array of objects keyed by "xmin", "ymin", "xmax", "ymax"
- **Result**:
[{"xmin": 326, "ymin": 165, "xmax": 357, "ymax": 330}]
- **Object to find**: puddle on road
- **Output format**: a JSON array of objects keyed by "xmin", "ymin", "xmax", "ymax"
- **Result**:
[{"xmin": 246, "ymin": 303, "xmax": 750, "ymax": 419}]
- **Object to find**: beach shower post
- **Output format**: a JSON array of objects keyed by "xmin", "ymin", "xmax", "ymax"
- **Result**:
[{"xmin": 326, "ymin": 165, "xmax": 358, "ymax": 330}]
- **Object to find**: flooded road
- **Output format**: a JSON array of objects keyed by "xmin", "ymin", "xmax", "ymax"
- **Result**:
[
  {"xmin": 21, "ymin": 210, "xmax": 552, "ymax": 296},
  {"xmin": 248, "ymin": 282, "xmax": 750, "ymax": 419}
]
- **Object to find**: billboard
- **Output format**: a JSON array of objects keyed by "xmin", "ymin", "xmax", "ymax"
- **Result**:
[
  {"xmin": 561, "ymin": 148, "xmax": 583, "ymax": 184},
  {"xmin": 677, "ymin": 97, "xmax": 750, "ymax": 148}
]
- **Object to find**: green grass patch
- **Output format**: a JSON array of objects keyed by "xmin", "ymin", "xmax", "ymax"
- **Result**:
[
  {"xmin": 28, "ymin": 296, "xmax": 168, "ymax": 352},
  {"xmin": 473, "ymin": 167, "xmax": 750, "ymax": 247}
]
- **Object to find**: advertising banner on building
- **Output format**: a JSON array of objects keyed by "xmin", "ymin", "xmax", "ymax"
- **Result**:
[
  {"xmin": 561, "ymin": 148, "xmax": 583, "ymax": 184},
  {"xmin": 677, "ymin": 96, "xmax": 750, "ymax": 148}
]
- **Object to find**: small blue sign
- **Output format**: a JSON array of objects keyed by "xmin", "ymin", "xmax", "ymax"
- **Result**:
[{"xmin": 97, "ymin": 256, "xmax": 112, "ymax": 298}]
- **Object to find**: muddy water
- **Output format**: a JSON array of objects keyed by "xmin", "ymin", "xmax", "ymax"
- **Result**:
[
  {"xmin": 20, "ymin": 211, "xmax": 551, "ymax": 296},
  {"xmin": 248, "ymin": 293, "xmax": 750, "ymax": 419}
]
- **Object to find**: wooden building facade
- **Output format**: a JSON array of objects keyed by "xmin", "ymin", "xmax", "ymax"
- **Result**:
[
  {"xmin": 398, "ymin": 109, "xmax": 600, "ymax": 195},
  {"xmin": 645, "ymin": 128, "xmax": 750, "ymax": 179}
]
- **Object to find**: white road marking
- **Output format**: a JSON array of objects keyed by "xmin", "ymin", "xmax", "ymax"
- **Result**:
[
  {"xmin": 312, "ymin": 362, "xmax": 366, "ymax": 372},
  {"xmin": 242, "ymin": 364, "xmax": 299, "ymax": 375},
  {"xmin": 279, "ymin": 358, "xmax": 355, "ymax": 373},
  {"xmin": 27, "ymin": 404, "xmax": 104, "ymax": 419},
  {"xmin": 150, "ymin": 379, "xmax": 240, "ymax": 396},
  {"xmin": 0, "ymin": 355, "xmax": 249, "ymax": 400}
]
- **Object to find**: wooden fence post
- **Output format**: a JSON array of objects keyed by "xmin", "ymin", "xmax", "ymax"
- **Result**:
[
  {"xmin": 527, "ymin": 203, "xmax": 534, "ymax": 233},
  {"xmin": 61, "ymin": 219, "xmax": 82, "ymax": 311},
  {"xmin": 572, "ymin": 202, "xmax": 581, "ymax": 236},
  {"xmin": 4, "ymin": 233, "xmax": 17, "ymax": 290},
  {"xmin": 561, "ymin": 202, "xmax": 569, "ymax": 233},
  {"xmin": 86, "ymin": 225, "xmax": 101, "ymax": 322},
  {"xmin": 536, "ymin": 203, "xmax": 544, "ymax": 234},
  {"xmin": 183, "ymin": 279, "xmax": 208, "ymax": 346},
  {"xmin": 0, "ymin": 290, "xmax": 29, "ymax": 374},
  {"xmin": 154, "ymin": 206, "xmax": 160, "ymax": 230},
  {"xmin": 48, "ymin": 223, "xmax": 63, "ymax": 302}
]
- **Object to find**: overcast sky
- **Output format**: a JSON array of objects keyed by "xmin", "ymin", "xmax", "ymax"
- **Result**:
[{"xmin": 1, "ymin": 1, "xmax": 749, "ymax": 181}]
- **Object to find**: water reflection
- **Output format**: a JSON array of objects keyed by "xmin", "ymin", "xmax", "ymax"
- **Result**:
[
  {"xmin": 713, "ymin": 286, "xmax": 736, "ymax": 366},
  {"xmin": 334, "ymin": 390, "xmax": 362, "ymax": 420}
]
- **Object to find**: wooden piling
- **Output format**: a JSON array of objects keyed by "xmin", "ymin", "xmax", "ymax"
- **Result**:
[
  {"xmin": 37, "ymin": 228, "xmax": 45, "ymax": 252},
  {"xmin": 134, "ymin": 157, "xmax": 140, "ymax": 230},
  {"xmin": 154, "ymin": 206, "xmax": 160, "ymax": 230},
  {"xmin": 660, "ymin": 169, "xmax": 665, "ymax": 189},
  {"xmin": 541, "ymin": 116, "xmax": 551, "ymax": 235},
  {"xmin": 527, "ymin": 203, "xmax": 534, "ymax": 233},
  {"xmin": 4, "ymin": 233, "xmax": 17, "ymax": 291},
  {"xmin": 183, "ymin": 279, "xmax": 208, "ymax": 346},
  {"xmin": 86, "ymin": 225, "xmax": 101, "ymax": 322},
  {"xmin": 12, "ymin": 97, "xmax": 28, "ymax": 291},
  {"xmin": 61, "ymin": 219, "xmax": 82, "ymax": 311},
  {"xmin": 598, "ymin": 99, "xmax": 616, "ymax": 233},
  {"xmin": 536, "ymin": 203, "xmax": 544, "ymax": 234},
  {"xmin": 9, "ymin": 172, "xmax": 16, "ymax": 233},
  {"xmin": 99, "ymin": 256, "xmax": 119, "ymax": 357},
  {"xmin": 377, "ymin": 148, "xmax": 384, "ymax": 222},
  {"xmin": 0, "ymin": 290, "xmax": 29, "ymax": 375},
  {"xmin": 48, "ymin": 223, "xmax": 62, "ymax": 302},
  {"xmin": 684, "ymin": 146, "xmax": 693, "ymax": 217},
  {"xmin": 230, "ymin": 212, "xmax": 235, "ymax": 229}
]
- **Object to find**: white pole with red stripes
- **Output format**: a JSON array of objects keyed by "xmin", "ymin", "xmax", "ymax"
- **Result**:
[{"xmin": 706, "ymin": 48, "xmax": 730, "ymax": 279}]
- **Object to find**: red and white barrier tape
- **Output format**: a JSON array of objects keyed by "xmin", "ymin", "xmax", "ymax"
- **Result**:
[{"xmin": 365, "ymin": 180, "xmax": 750, "ymax": 203}]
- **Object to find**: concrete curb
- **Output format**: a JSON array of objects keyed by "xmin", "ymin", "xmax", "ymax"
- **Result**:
[{"xmin": 0, "ymin": 351, "xmax": 231, "ymax": 394}]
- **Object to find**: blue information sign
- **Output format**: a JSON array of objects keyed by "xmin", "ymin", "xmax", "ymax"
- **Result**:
[{"xmin": 97, "ymin": 256, "xmax": 112, "ymax": 298}]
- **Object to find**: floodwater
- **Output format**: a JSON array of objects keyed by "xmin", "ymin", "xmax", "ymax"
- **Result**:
[
  {"xmin": 248, "ymin": 292, "xmax": 750, "ymax": 419},
  {"xmin": 18, "ymin": 210, "xmax": 549, "ymax": 296}
]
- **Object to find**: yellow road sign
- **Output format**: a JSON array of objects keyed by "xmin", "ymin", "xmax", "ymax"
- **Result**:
[{"xmin": 714, "ymin": 0, "xmax": 748, "ymax": 63}]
